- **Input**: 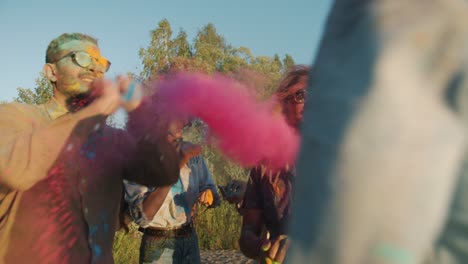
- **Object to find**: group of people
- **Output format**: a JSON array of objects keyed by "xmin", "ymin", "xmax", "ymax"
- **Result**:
[
  {"xmin": 0, "ymin": 32, "xmax": 308, "ymax": 264},
  {"xmin": 3, "ymin": 1, "xmax": 468, "ymax": 263}
]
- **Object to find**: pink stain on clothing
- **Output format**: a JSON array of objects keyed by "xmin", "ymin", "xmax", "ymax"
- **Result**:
[
  {"xmin": 34, "ymin": 164, "xmax": 74, "ymax": 263},
  {"xmin": 129, "ymin": 73, "xmax": 300, "ymax": 169}
]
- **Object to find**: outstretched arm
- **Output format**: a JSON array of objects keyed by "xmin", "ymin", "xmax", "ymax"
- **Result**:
[{"xmin": 0, "ymin": 79, "xmax": 122, "ymax": 191}]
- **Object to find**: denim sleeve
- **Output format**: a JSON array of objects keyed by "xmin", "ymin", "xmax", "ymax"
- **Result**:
[
  {"xmin": 192, "ymin": 156, "xmax": 221, "ymax": 208},
  {"xmin": 123, "ymin": 180, "xmax": 155, "ymax": 226}
]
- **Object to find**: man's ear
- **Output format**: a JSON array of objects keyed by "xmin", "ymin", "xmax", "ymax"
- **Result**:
[{"xmin": 43, "ymin": 63, "xmax": 57, "ymax": 82}]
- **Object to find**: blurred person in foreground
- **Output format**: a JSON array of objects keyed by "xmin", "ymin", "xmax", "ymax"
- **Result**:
[{"xmin": 287, "ymin": 0, "xmax": 468, "ymax": 263}]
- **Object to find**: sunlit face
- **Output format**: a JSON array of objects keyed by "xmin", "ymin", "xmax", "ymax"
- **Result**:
[
  {"xmin": 52, "ymin": 40, "xmax": 109, "ymax": 97},
  {"xmin": 282, "ymin": 82, "xmax": 307, "ymax": 128}
]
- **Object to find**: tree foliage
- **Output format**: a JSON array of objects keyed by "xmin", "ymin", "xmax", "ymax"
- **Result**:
[
  {"xmin": 139, "ymin": 19, "xmax": 296, "ymax": 93},
  {"xmin": 15, "ymin": 74, "xmax": 53, "ymax": 105},
  {"xmin": 282, "ymin": 54, "xmax": 295, "ymax": 71}
]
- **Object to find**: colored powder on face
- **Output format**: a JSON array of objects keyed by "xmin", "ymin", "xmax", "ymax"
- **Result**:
[
  {"xmin": 61, "ymin": 77, "xmax": 86, "ymax": 95},
  {"xmin": 85, "ymin": 46, "xmax": 108, "ymax": 69},
  {"xmin": 129, "ymin": 73, "xmax": 300, "ymax": 170},
  {"xmin": 85, "ymin": 46, "xmax": 100, "ymax": 58}
]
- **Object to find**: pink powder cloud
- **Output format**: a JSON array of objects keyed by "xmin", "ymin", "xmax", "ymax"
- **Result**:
[{"xmin": 128, "ymin": 73, "xmax": 300, "ymax": 169}]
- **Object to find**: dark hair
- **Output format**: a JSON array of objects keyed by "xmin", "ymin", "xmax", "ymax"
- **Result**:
[
  {"xmin": 46, "ymin": 33, "xmax": 98, "ymax": 63},
  {"xmin": 275, "ymin": 65, "xmax": 310, "ymax": 99}
]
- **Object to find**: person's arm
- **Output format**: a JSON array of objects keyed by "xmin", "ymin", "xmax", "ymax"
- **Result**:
[
  {"xmin": 239, "ymin": 170, "xmax": 290, "ymax": 263},
  {"xmin": 196, "ymin": 156, "xmax": 221, "ymax": 208},
  {"xmin": 120, "ymin": 132, "xmax": 180, "ymax": 220},
  {"xmin": 239, "ymin": 208, "xmax": 266, "ymax": 259},
  {"xmin": 124, "ymin": 180, "xmax": 170, "ymax": 226},
  {"xmin": 0, "ymin": 78, "xmax": 125, "ymax": 191},
  {"xmin": 219, "ymin": 179, "xmax": 247, "ymax": 206},
  {"xmin": 141, "ymin": 185, "xmax": 171, "ymax": 219},
  {"xmin": 122, "ymin": 135, "xmax": 180, "ymax": 188},
  {"xmin": 238, "ymin": 168, "xmax": 266, "ymax": 259},
  {"xmin": 0, "ymin": 105, "xmax": 113, "ymax": 191}
]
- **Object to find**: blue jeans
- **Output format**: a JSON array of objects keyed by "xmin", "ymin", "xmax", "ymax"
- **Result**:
[{"xmin": 139, "ymin": 231, "xmax": 201, "ymax": 264}]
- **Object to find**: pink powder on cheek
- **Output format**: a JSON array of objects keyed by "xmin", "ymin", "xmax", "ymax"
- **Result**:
[{"xmin": 145, "ymin": 73, "xmax": 301, "ymax": 169}]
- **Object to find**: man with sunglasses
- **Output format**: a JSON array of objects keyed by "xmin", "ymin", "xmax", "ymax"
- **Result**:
[
  {"xmin": 236, "ymin": 65, "xmax": 309, "ymax": 264},
  {"xmin": 0, "ymin": 33, "xmax": 180, "ymax": 263}
]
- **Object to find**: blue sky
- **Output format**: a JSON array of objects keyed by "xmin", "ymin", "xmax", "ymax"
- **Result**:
[{"xmin": 0, "ymin": 0, "xmax": 332, "ymax": 102}]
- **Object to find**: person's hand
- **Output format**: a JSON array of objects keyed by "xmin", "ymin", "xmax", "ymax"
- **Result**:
[
  {"xmin": 178, "ymin": 141, "xmax": 202, "ymax": 168},
  {"xmin": 219, "ymin": 179, "xmax": 247, "ymax": 204},
  {"xmin": 260, "ymin": 235, "xmax": 290, "ymax": 264},
  {"xmin": 198, "ymin": 189, "xmax": 214, "ymax": 207},
  {"xmin": 116, "ymin": 76, "xmax": 143, "ymax": 112},
  {"xmin": 87, "ymin": 78, "xmax": 122, "ymax": 116},
  {"xmin": 88, "ymin": 77, "xmax": 143, "ymax": 116}
]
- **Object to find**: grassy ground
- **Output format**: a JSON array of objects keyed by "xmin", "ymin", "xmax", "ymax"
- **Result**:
[
  {"xmin": 194, "ymin": 202, "xmax": 243, "ymax": 250},
  {"xmin": 113, "ymin": 224, "xmax": 141, "ymax": 264}
]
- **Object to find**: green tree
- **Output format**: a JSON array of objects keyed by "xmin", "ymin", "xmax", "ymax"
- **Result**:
[
  {"xmin": 247, "ymin": 56, "xmax": 283, "ymax": 98},
  {"xmin": 139, "ymin": 19, "xmax": 174, "ymax": 78},
  {"xmin": 193, "ymin": 23, "xmax": 227, "ymax": 73},
  {"xmin": 219, "ymin": 46, "xmax": 252, "ymax": 73},
  {"xmin": 172, "ymin": 30, "xmax": 192, "ymax": 58},
  {"xmin": 15, "ymin": 74, "xmax": 53, "ymax": 105},
  {"xmin": 273, "ymin": 54, "xmax": 283, "ymax": 69},
  {"xmin": 282, "ymin": 54, "xmax": 295, "ymax": 71}
]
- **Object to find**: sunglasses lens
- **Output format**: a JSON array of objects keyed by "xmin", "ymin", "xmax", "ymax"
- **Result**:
[
  {"xmin": 73, "ymin": 52, "xmax": 111, "ymax": 72},
  {"xmin": 74, "ymin": 52, "xmax": 92, "ymax": 68}
]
